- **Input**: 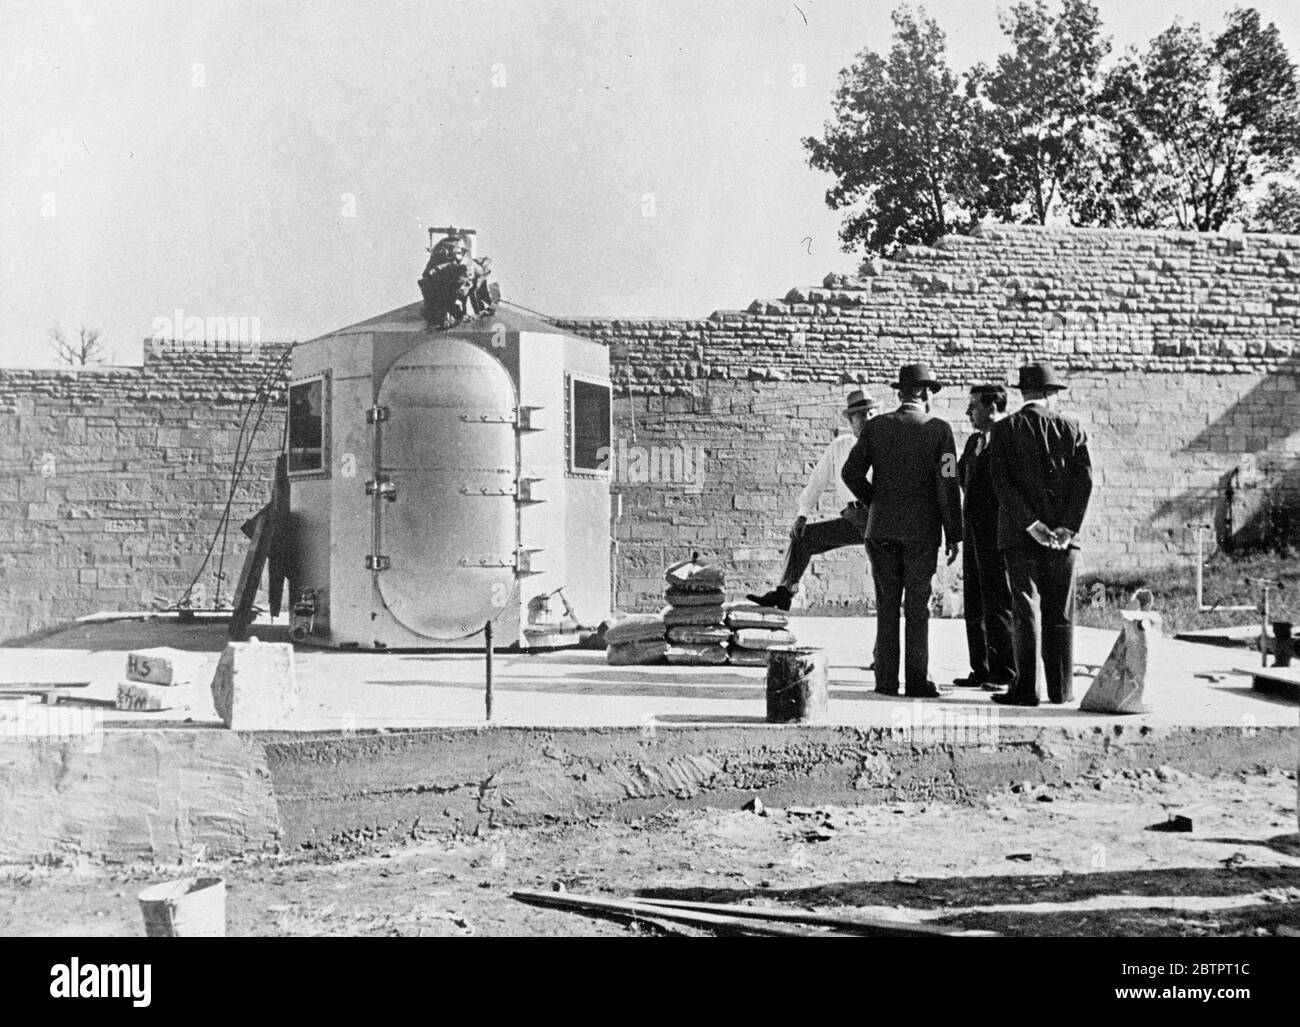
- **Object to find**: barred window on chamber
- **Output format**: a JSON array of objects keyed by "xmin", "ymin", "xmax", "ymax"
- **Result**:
[
  {"xmin": 570, "ymin": 377, "xmax": 612, "ymax": 473},
  {"xmin": 288, "ymin": 378, "xmax": 325, "ymax": 473}
]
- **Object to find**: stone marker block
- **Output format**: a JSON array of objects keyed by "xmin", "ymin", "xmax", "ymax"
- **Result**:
[
  {"xmin": 209, "ymin": 642, "xmax": 298, "ymax": 730},
  {"xmin": 1080, "ymin": 610, "xmax": 1161, "ymax": 715},
  {"xmin": 126, "ymin": 648, "xmax": 183, "ymax": 686},
  {"xmin": 116, "ymin": 681, "xmax": 177, "ymax": 712}
]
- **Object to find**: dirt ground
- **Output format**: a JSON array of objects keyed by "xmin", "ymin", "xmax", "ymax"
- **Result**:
[{"xmin": 2, "ymin": 766, "xmax": 1298, "ymax": 938}]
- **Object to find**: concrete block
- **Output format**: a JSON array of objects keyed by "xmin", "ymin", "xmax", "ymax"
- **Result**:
[
  {"xmin": 116, "ymin": 681, "xmax": 177, "ymax": 712},
  {"xmin": 125, "ymin": 647, "xmax": 192, "ymax": 686},
  {"xmin": 210, "ymin": 641, "xmax": 298, "ymax": 730},
  {"xmin": 0, "ymin": 730, "xmax": 281, "ymax": 863}
]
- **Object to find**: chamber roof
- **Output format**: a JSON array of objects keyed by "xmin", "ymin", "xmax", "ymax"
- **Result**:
[{"xmin": 315, "ymin": 300, "xmax": 571, "ymax": 340}]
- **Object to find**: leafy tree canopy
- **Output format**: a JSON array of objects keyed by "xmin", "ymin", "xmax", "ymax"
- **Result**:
[{"xmin": 808, "ymin": 4, "xmax": 1300, "ymax": 252}]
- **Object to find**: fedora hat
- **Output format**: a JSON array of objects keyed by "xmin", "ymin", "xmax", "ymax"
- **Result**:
[
  {"xmin": 842, "ymin": 389, "xmax": 878, "ymax": 416},
  {"xmin": 893, "ymin": 362, "xmax": 943, "ymax": 393},
  {"xmin": 1013, "ymin": 361, "xmax": 1067, "ymax": 392}
]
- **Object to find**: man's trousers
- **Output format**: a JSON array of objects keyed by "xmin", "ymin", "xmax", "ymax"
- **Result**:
[
  {"xmin": 779, "ymin": 516, "xmax": 864, "ymax": 590},
  {"xmin": 962, "ymin": 531, "xmax": 1016, "ymax": 684},
  {"xmin": 1002, "ymin": 547, "xmax": 1078, "ymax": 704},
  {"xmin": 865, "ymin": 539, "xmax": 938, "ymax": 694}
]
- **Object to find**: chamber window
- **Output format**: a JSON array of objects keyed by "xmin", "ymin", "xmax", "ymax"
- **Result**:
[
  {"xmin": 288, "ymin": 377, "xmax": 327, "ymax": 474},
  {"xmin": 569, "ymin": 376, "xmax": 611, "ymax": 474}
]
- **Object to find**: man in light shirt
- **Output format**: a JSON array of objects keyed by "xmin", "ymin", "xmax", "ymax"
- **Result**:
[{"xmin": 747, "ymin": 390, "xmax": 877, "ymax": 612}]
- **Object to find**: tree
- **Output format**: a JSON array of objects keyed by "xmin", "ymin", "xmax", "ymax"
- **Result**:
[
  {"xmin": 804, "ymin": 6, "xmax": 988, "ymax": 255},
  {"xmin": 969, "ymin": 0, "xmax": 1110, "ymax": 225},
  {"xmin": 1071, "ymin": 8, "xmax": 1300, "ymax": 231},
  {"xmin": 1248, "ymin": 179, "xmax": 1300, "ymax": 233},
  {"xmin": 48, "ymin": 324, "xmax": 105, "ymax": 367}
]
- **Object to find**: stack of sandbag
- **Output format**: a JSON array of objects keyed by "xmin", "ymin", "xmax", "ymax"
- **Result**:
[
  {"xmin": 724, "ymin": 602, "xmax": 797, "ymax": 666},
  {"xmin": 604, "ymin": 611, "xmax": 668, "ymax": 665},
  {"xmin": 663, "ymin": 557, "xmax": 729, "ymax": 665}
]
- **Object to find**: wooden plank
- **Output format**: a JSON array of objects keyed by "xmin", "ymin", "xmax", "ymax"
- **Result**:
[
  {"xmin": 0, "ymin": 683, "xmax": 92, "ymax": 703},
  {"xmin": 0, "ymin": 682, "xmax": 91, "ymax": 691},
  {"xmin": 266, "ymin": 455, "xmax": 291, "ymax": 619},
  {"xmin": 512, "ymin": 890, "xmax": 848, "ymax": 937},
  {"xmin": 635, "ymin": 896, "xmax": 982, "ymax": 937},
  {"xmin": 229, "ymin": 503, "xmax": 273, "ymax": 641}
]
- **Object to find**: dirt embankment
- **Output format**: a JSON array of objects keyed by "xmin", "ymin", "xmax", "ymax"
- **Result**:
[{"xmin": 2, "ymin": 766, "xmax": 1296, "ymax": 938}]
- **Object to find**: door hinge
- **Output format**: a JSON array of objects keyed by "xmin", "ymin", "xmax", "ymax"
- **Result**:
[
  {"xmin": 517, "ymin": 406, "xmax": 542, "ymax": 432},
  {"xmin": 365, "ymin": 478, "xmax": 397, "ymax": 500},
  {"xmin": 457, "ymin": 547, "xmax": 544, "ymax": 575},
  {"xmin": 455, "ymin": 478, "xmax": 544, "ymax": 502},
  {"xmin": 515, "ymin": 547, "xmax": 544, "ymax": 575},
  {"xmin": 456, "ymin": 406, "xmax": 543, "ymax": 430},
  {"xmin": 366, "ymin": 405, "xmax": 389, "ymax": 423},
  {"xmin": 365, "ymin": 555, "xmax": 390, "ymax": 571}
]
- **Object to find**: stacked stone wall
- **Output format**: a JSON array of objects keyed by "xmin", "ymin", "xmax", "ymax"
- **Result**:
[
  {"xmin": 557, "ymin": 224, "xmax": 1300, "ymax": 611},
  {"xmin": 3, "ymin": 224, "xmax": 1300, "ymax": 635},
  {"xmin": 0, "ymin": 343, "xmax": 290, "ymax": 640}
]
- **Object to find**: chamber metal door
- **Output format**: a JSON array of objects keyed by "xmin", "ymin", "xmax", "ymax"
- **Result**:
[{"xmin": 374, "ymin": 339, "xmax": 518, "ymax": 639}]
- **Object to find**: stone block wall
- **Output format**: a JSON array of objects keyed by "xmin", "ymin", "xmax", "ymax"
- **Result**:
[
  {"xmin": 0, "ymin": 342, "xmax": 290, "ymax": 640},
  {"xmin": 558, "ymin": 224, "xmax": 1300, "ymax": 612},
  {"xmin": 596, "ymin": 371, "xmax": 1299, "ymax": 613},
  {"xmin": 4, "ymin": 224, "xmax": 1300, "ymax": 636}
]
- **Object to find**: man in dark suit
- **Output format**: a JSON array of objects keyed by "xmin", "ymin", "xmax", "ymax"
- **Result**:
[
  {"xmin": 989, "ymin": 362, "xmax": 1093, "ymax": 707},
  {"xmin": 842, "ymin": 363, "xmax": 962, "ymax": 698},
  {"xmin": 953, "ymin": 384, "xmax": 1016, "ymax": 691}
]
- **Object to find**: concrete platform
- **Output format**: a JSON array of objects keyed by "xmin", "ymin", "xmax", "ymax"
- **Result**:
[
  {"xmin": 1, "ymin": 614, "xmax": 1296, "ymax": 731},
  {"xmin": 1, "ymin": 614, "xmax": 1295, "ymax": 863}
]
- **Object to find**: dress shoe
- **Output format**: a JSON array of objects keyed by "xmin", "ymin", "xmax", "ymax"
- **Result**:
[
  {"xmin": 745, "ymin": 587, "xmax": 792, "ymax": 612},
  {"xmin": 951, "ymin": 675, "xmax": 987, "ymax": 688},
  {"xmin": 991, "ymin": 692, "xmax": 1039, "ymax": 707},
  {"xmin": 906, "ymin": 681, "xmax": 946, "ymax": 699},
  {"xmin": 874, "ymin": 686, "xmax": 899, "ymax": 697},
  {"xmin": 982, "ymin": 679, "xmax": 1013, "ymax": 692}
]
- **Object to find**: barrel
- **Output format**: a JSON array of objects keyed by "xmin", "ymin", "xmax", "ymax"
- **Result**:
[
  {"xmin": 138, "ymin": 877, "xmax": 226, "ymax": 937},
  {"xmin": 765, "ymin": 647, "xmax": 828, "ymax": 723},
  {"xmin": 1272, "ymin": 621, "xmax": 1294, "ymax": 667}
]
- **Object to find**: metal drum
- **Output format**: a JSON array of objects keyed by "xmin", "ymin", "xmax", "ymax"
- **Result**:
[{"xmin": 375, "ymin": 338, "xmax": 518, "ymax": 639}]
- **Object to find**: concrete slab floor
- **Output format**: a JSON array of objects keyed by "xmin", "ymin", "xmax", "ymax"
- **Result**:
[{"xmin": 1, "ymin": 613, "xmax": 1295, "ymax": 734}]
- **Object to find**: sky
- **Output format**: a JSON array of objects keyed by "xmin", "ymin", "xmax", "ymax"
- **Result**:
[{"xmin": 3, "ymin": 0, "xmax": 1299, "ymax": 366}]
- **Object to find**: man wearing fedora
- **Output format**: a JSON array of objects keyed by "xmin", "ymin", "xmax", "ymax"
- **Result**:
[
  {"xmin": 842, "ymin": 364, "xmax": 962, "ymax": 698},
  {"xmin": 989, "ymin": 361, "xmax": 1093, "ymax": 706},
  {"xmin": 748, "ymin": 390, "xmax": 879, "ymax": 611}
]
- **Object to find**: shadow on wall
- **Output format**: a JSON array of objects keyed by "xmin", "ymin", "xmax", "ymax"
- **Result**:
[
  {"xmin": 1221, "ymin": 464, "xmax": 1300, "ymax": 552},
  {"xmin": 1153, "ymin": 357, "xmax": 1300, "ymax": 554}
]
